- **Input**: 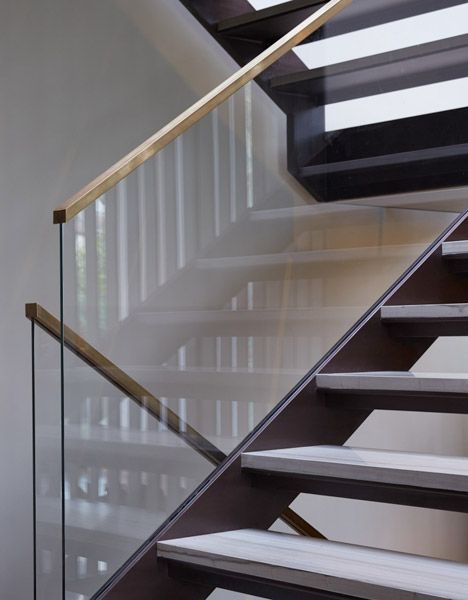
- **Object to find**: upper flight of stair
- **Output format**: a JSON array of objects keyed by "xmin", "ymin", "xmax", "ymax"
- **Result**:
[{"xmin": 181, "ymin": 0, "xmax": 468, "ymax": 202}]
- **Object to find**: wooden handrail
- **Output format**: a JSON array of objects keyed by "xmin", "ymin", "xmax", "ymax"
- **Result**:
[
  {"xmin": 26, "ymin": 302, "xmax": 324, "ymax": 539},
  {"xmin": 53, "ymin": 0, "xmax": 351, "ymax": 224}
]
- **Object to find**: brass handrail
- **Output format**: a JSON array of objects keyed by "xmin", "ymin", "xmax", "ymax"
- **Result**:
[
  {"xmin": 26, "ymin": 302, "xmax": 324, "ymax": 539},
  {"xmin": 53, "ymin": 0, "xmax": 351, "ymax": 224}
]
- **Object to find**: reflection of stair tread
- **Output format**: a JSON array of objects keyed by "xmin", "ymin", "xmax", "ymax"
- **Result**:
[
  {"xmin": 250, "ymin": 204, "xmax": 370, "ymax": 221},
  {"xmin": 37, "ymin": 497, "xmax": 164, "ymax": 544},
  {"xmin": 135, "ymin": 307, "xmax": 364, "ymax": 325},
  {"xmin": 197, "ymin": 244, "xmax": 425, "ymax": 269},
  {"xmin": 119, "ymin": 365, "xmax": 304, "ymax": 384},
  {"xmin": 38, "ymin": 424, "xmax": 234, "ymax": 461},
  {"xmin": 39, "ymin": 365, "xmax": 306, "ymax": 403},
  {"xmin": 61, "ymin": 365, "xmax": 307, "ymax": 384}
]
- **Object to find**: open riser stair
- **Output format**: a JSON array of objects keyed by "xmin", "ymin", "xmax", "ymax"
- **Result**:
[
  {"xmin": 146, "ymin": 213, "xmax": 468, "ymax": 598},
  {"xmin": 180, "ymin": 0, "xmax": 468, "ymax": 202}
]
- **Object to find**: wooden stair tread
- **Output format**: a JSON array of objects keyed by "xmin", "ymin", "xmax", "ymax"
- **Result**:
[
  {"xmin": 443, "ymin": 240, "xmax": 468, "ymax": 259},
  {"xmin": 317, "ymin": 371, "xmax": 468, "ymax": 394},
  {"xmin": 381, "ymin": 303, "xmax": 468, "ymax": 321},
  {"xmin": 158, "ymin": 529, "xmax": 468, "ymax": 599},
  {"xmin": 242, "ymin": 445, "xmax": 468, "ymax": 492}
]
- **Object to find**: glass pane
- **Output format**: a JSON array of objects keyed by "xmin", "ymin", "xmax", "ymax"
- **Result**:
[
  {"xmin": 34, "ymin": 323, "xmax": 62, "ymax": 600},
  {"xmin": 61, "ymin": 346, "xmax": 213, "ymax": 599}
]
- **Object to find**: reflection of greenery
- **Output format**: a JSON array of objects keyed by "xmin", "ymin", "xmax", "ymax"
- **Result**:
[
  {"xmin": 74, "ymin": 200, "xmax": 108, "ymax": 336},
  {"xmin": 75, "ymin": 219, "xmax": 87, "ymax": 334},
  {"xmin": 96, "ymin": 200, "xmax": 107, "ymax": 333}
]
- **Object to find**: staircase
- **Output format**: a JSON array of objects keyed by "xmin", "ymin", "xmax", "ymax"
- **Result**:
[
  {"xmin": 150, "ymin": 213, "xmax": 468, "ymax": 599},
  {"xmin": 32, "ymin": 0, "xmax": 468, "ymax": 598},
  {"xmin": 181, "ymin": 0, "xmax": 468, "ymax": 202}
]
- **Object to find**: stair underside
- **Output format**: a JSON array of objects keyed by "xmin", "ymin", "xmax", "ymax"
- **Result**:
[
  {"xmin": 301, "ymin": 143, "xmax": 468, "ymax": 178},
  {"xmin": 217, "ymin": 0, "xmax": 324, "ymax": 42},
  {"xmin": 242, "ymin": 445, "xmax": 468, "ymax": 492},
  {"xmin": 270, "ymin": 33, "xmax": 468, "ymax": 104},
  {"xmin": 300, "ymin": 106, "xmax": 468, "ymax": 201},
  {"xmin": 217, "ymin": 0, "xmax": 468, "ymax": 43},
  {"xmin": 158, "ymin": 529, "xmax": 468, "ymax": 600}
]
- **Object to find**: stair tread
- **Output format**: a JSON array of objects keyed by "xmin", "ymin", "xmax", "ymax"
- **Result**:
[
  {"xmin": 270, "ymin": 33, "xmax": 468, "ymax": 103},
  {"xmin": 301, "ymin": 143, "xmax": 468, "ymax": 178},
  {"xmin": 197, "ymin": 244, "xmax": 425, "ymax": 270},
  {"xmin": 158, "ymin": 529, "xmax": 468, "ymax": 599},
  {"xmin": 381, "ymin": 303, "xmax": 468, "ymax": 321},
  {"xmin": 443, "ymin": 240, "xmax": 468, "ymax": 258},
  {"xmin": 242, "ymin": 445, "xmax": 468, "ymax": 492},
  {"xmin": 317, "ymin": 371, "xmax": 468, "ymax": 394},
  {"xmin": 217, "ymin": 0, "xmax": 324, "ymax": 41}
]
